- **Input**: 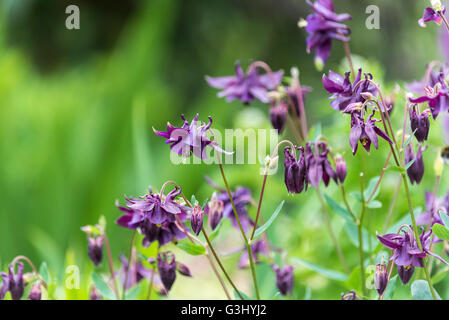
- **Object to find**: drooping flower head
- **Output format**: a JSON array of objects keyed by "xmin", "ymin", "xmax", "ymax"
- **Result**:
[
  {"xmin": 409, "ymin": 104, "xmax": 431, "ymax": 142},
  {"xmin": 205, "ymin": 62, "xmax": 283, "ymax": 104},
  {"xmin": 215, "ymin": 186, "xmax": 254, "ymax": 232},
  {"xmin": 404, "ymin": 144, "xmax": 425, "ymax": 185},
  {"xmin": 270, "ymin": 102, "xmax": 289, "ymax": 134},
  {"xmin": 305, "ymin": 141, "xmax": 337, "ymax": 188},
  {"xmin": 417, "ymin": 191, "xmax": 449, "ymax": 227},
  {"xmin": 238, "ymin": 238, "xmax": 270, "ymax": 269},
  {"xmin": 301, "ymin": 0, "xmax": 351, "ymax": 69},
  {"xmin": 119, "ymin": 252, "xmax": 159, "ymax": 290},
  {"xmin": 157, "ymin": 252, "xmax": 177, "ymax": 292},
  {"xmin": 284, "ymin": 146, "xmax": 307, "ymax": 194},
  {"xmin": 418, "ymin": 6, "xmax": 446, "ymax": 27},
  {"xmin": 29, "ymin": 283, "xmax": 42, "ymax": 300},
  {"xmin": 204, "ymin": 192, "xmax": 225, "ymax": 231},
  {"xmin": 273, "ymin": 264, "xmax": 294, "ymax": 296},
  {"xmin": 335, "ymin": 154, "xmax": 347, "ymax": 184},
  {"xmin": 154, "ymin": 114, "xmax": 231, "ymax": 160},
  {"xmin": 374, "ymin": 263, "xmax": 388, "ymax": 296},
  {"xmin": 322, "ymin": 69, "xmax": 378, "ymax": 112},
  {"xmin": 7, "ymin": 262, "xmax": 25, "ymax": 300}
]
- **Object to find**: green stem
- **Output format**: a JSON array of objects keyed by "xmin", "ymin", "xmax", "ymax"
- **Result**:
[
  {"xmin": 146, "ymin": 244, "xmax": 159, "ymax": 300},
  {"xmin": 218, "ymin": 162, "xmax": 261, "ymax": 299},
  {"xmin": 103, "ymin": 234, "xmax": 120, "ymax": 299},
  {"xmin": 250, "ymin": 173, "xmax": 268, "ymax": 241},
  {"xmin": 122, "ymin": 230, "xmax": 136, "ymax": 300},
  {"xmin": 359, "ymin": 173, "xmax": 367, "ymax": 298}
]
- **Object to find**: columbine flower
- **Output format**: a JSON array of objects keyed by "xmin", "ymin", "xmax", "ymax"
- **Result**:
[
  {"xmin": 87, "ymin": 236, "xmax": 103, "ymax": 267},
  {"xmin": 204, "ymin": 193, "xmax": 224, "ymax": 230},
  {"xmin": 28, "ymin": 283, "xmax": 41, "ymax": 300},
  {"xmin": 417, "ymin": 191, "xmax": 449, "ymax": 227},
  {"xmin": 270, "ymin": 102, "xmax": 289, "ymax": 134},
  {"xmin": 404, "ymin": 144, "xmax": 425, "ymax": 185},
  {"xmin": 409, "ymin": 83, "xmax": 449, "ymax": 119},
  {"xmin": 119, "ymin": 253, "xmax": 158, "ymax": 290},
  {"xmin": 322, "ymin": 69, "xmax": 377, "ymax": 112},
  {"xmin": 205, "ymin": 62, "xmax": 283, "ymax": 104},
  {"xmin": 418, "ymin": 6, "xmax": 445, "ymax": 27},
  {"xmin": 190, "ymin": 205, "xmax": 204, "ymax": 236},
  {"xmin": 377, "ymin": 226, "xmax": 449, "ymax": 284},
  {"xmin": 305, "ymin": 142, "xmax": 337, "ymax": 187},
  {"xmin": 8, "ymin": 262, "xmax": 24, "ymax": 300},
  {"xmin": 301, "ymin": 0, "xmax": 351, "ymax": 69},
  {"xmin": 215, "ymin": 187, "xmax": 254, "ymax": 232},
  {"xmin": 349, "ymin": 111, "xmax": 391, "ymax": 155},
  {"xmin": 238, "ymin": 238, "xmax": 269, "ymax": 269},
  {"xmin": 157, "ymin": 252, "xmax": 177, "ymax": 292},
  {"xmin": 284, "ymin": 146, "xmax": 307, "ymax": 194},
  {"xmin": 154, "ymin": 114, "xmax": 230, "ymax": 159},
  {"xmin": 374, "ymin": 263, "xmax": 388, "ymax": 296},
  {"xmin": 335, "ymin": 154, "xmax": 347, "ymax": 184},
  {"xmin": 0, "ymin": 273, "xmax": 8, "ymax": 300},
  {"xmin": 273, "ymin": 265, "xmax": 294, "ymax": 296},
  {"xmin": 409, "ymin": 105, "xmax": 431, "ymax": 142}
]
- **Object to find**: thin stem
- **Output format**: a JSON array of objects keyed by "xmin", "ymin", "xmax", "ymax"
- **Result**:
[
  {"xmin": 316, "ymin": 188, "xmax": 350, "ymax": 273},
  {"xmin": 439, "ymin": 11, "xmax": 449, "ymax": 34},
  {"xmin": 342, "ymin": 40, "xmax": 355, "ymax": 78},
  {"xmin": 366, "ymin": 150, "xmax": 392, "ymax": 203},
  {"xmin": 217, "ymin": 161, "xmax": 260, "ymax": 299},
  {"xmin": 122, "ymin": 230, "xmax": 136, "ymax": 300},
  {"xmin": 340, "ymin": 185, "xmax": 359, "ymax": 224},
  {"xmin": 250, "ymin": 173, "xmax": 268, "ymax": 241},
  {"xmin": 202, "ymin": 227, "xmax": 242, "ymax": 300},
  {"xmin": 146, "ymin": 244, "xmax": 159, "ymax": 300},
  {"xmin": 423, "ymin": 259, "xmax": 438, "ymax": 300},
  {"xmin": 291, "ymin": 70, "xmax": 309, "ymax": 139},
  {"xmin": 359, "ymin": 173, "xmax": 367, "ymax": 298},
  {"xmin": 382, "ymin": 177, "xmax": 402, "ymax": 233},
  {"xmin": 103, "ymin": 234, "xmax": 119, "ymax": 299}
]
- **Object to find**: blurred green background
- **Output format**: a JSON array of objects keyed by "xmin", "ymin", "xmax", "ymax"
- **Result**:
[{"xmin": 1, "ymin": 0, "xmax": 448, "ymax": 299}]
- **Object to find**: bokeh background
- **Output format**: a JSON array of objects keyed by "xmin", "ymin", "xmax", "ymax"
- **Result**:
[{"xmin": 1, "ymin": 0, "xmax": 448, "ymax": 299}]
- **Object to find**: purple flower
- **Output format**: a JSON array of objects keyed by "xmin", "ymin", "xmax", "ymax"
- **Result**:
[
  {"xmin": 404, "ymin": 144, "xmax": 425, "ymax": 185},
  {"xmin": 305, "ymin": 142, "xmax": 337, "ymax": 188},
  {"xmin": 87, "ymin": 236, "xmax": 103, "ymax": 267},
  {"xmin": 238, "ymin": 238, "xmax": 269, "ymax": 269},
  {"xmin": 157, "ymin": 252, "xmax": 177, "ymax": 292},
  {"xmin": 341, "ymin": 290, "xmax": 359, "ymax": 300},
  {"xmin": 417, "ymin": 191, "xmax": 449, "ymax": 227},
  {"xmin": 273, "ymin": 265, "xmax": 294, "ymax": 296},
  {"xmin": 349, "ymin": 111, "xmax": 391, "ymax": 155},
  {"xmin": 374, "ymin": 263, "xmax": 387, "ymax": 296},
  {"xmin": 204, "ymin": 193, "xmax": 224, "ymax": 230},
  {"xmin": 409, "ymin": 83, "xmax": 449, "ymax": 119},
  {"xmin": 284, "ymin": 85, "xmax": 313, "ymax": 117},
  {"xmin": 28, "ymin": 283, "xmax": 41, "ymax": 300},
  {"xmin": 8, "ymin": 262, "xmax": 24, "ymax": 300},
  {"xmin": 119, "ymin": 253, "xmax": 158, "ymax": 290},
  {"xmin": 154, "ymin": 114, "xmax": 230, "ymax": 159},
  {"xmin": 89, "ymin": 286, "xmax": 102, "ymax": 300},
  {"xmin": 409, "ymin": 104, "xmax": 431, "ymax": 142},
  {"xmin": 322, "ymin": 69, "xmax": 377, "ymax": 112},
  {"xmin": 215, "ymin": 187, "xmax": 254, "ymax": 232},
  {"xmin": 303, "ymin": 0, "xmax": 351, "ymax": 68},
  {"xmin": 190, "ymin": 205, "xmax": 204, "ymax": 236},
  {"xmin": 397, "ymin": 265, "xmax": 414, "ymax": 285},
  {"xmin": 205, "ymin": 62, "xmax": 283, "ymax": 104},
  {"xmin": 140, "ymin": 220, "xmax": 187, "ymax": 247},
  {"xmin": 418, "ymin": 7, "xmax": 445, "ymax": 27},
  {"xmin": 335, "ymin": 154, "xmax": 347, "ymax": 184},
  {"xmin": 270, "ymin": 102, "xmax": 289, "ymax": 134},
  {"xmin": 0, "ymin": 273, "xmax": 9, "ymax": 300},
  {"xmin": 284, "ymin": 146, "xmax": 307, "ymax": 194},
  {"xmin": 176, "ymin": 262, "xmax": 192, "ymax": 277}
]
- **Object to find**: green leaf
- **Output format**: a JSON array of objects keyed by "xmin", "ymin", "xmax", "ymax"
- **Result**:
[
  {"xmin": 208, "ymin": 219, "xmax": 224, "ymax": 242},
  {"xmin": 364, "ymin": 176, "xmax": 380, "ymax": 200},
  {"xmin": 125, "ymin": 282, "xmax": 143, "ymax": 300},
  {"xmin": 349, "ymin": 191, "xmax": 362, "ymax": 202},
  {"xmin": 432, "ymin": 223, "xmax": 449, "ymax": 242},
  {"xmin": 345, "ymin": 267, "xmax": 361, "ymax": 292},
  {"xmin": 345, "ymin": 223, "xmax": 376, "ymax": 252},
  {"xmin": 291, "ymin": 257, "xmax": 348, "ymax": 282},
  {"xmin": 381, "ymin": 275, "xmax": 397, "ymax": 300},
  {"xmin": 439, "ymin": 210, "xmax": 449, "ymax": 229},
  {"xmin": 233, "ymin": 289, "xmax": 251, "ymax": 300},
  {"xmin": 403, "ymin": 131, "xmax": 416, "ymax": 147},
  {"xmin": 366, "ymin": 200, "xmax": 382, "ymax": 209},
  {"xmin": 404, "ymin": 158, "xmax": 416, "ymax": 170},
  {"xmin": 411, "ymin": 280, "xmax": 441, "ymax": 300},
  {"xmin": 387, "ymin": 165, "xmax": 405, "ymax": 174},
  {"xmin": 253, "ymin": 201, "xmax": 284, "ymax": 239},
  {"xmin": 431, "ymin": 268, "xmax": 449, "ymax": 285},
  {"xmin": 177, "ymin": 241, "xmax": 206, "ymax": 255},
  {"xmin": 39, "ymin": 262, "xmax": 51, "ymax": 285},
  {"xmin": 92, "ymin": 272, "xmax": 116, "ymax": 300},
  {"xmin": 191, "ymin": 194, "xmax": 197, "ymax": 206},
  {"xmin": 323, "ymin": 193, "xmax": 354, "ymax": 223}
]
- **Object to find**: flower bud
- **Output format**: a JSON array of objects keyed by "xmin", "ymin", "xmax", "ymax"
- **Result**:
[
  {"xmin": 273, "ymin": 265, "xmax": 294, "ymax": 296},
  {"xmin": 398, "ymin": 265, "xmax": 414, "ymax": 284},
  {"xmin": 87, "ymin": 236, "xmax": 104, "ymax": 266},
  {"xmin": 409, "ymin": 105, "xmax": 430, "ymax": 142},
  {"xmin": 190, "ymin": 205, "xmax": 204, "ymax": 236},
  {"xmin": 157, "ymin": 252, "xmax": 177, "ymax": 292},
  {"xmin": 374, "ymin": 263, "xmax": 388, "ymax": 295},
  {"xmin": 405, "ymin": 144, "xmax": 424, "ymax": 184},
  {"xmin": 270, "ymin": 103, "xmax": 288, "ymax": 134},
  {"xmin": 90, "ymin": 286, "xmax": 102, "ymax": 300},
  {"xmin": 176, "ymin": 262, "xmax": 192, "ymax": 277},
  {"xmin": 8, "ymin": 262, "xmax": 24, "ymax": 300},
  {"xmin": 360, "ymin": 92, "xmax": 375, "ymax": 100},
  {"xmin": 205, "ymin": 193, "xmax": 224, "ymax": 230},
  {"xmin": 335, "ymin": 154, "xmax": 347, "ymax": 184},
  {"xmin": 28, "ymin": 283, "xmax": 42, "ymax": 300},
  {"xmin": 341, "ymin": 290, "xmax": 359, "ymax": 300}
]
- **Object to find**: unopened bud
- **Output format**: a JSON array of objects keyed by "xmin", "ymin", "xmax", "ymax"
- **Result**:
[
  {"xmin": 190, "ymin": 206, "xmax": 204, "ymax": 236},
  {"xmin": 265, "ymin": 155, "xmax": 279, "ymax": 170},
  {"xmin": 360, "ymin": 92, "xmax": 375, "ymax": 100},
  {"xmin": 335, "ymin": 154, "xmax": 347, "ymax": 184},
  {"xmin": 374, "ymin": 263, "xmax": 388, "ymax": 296},
  {"xmin": 177, "ymin": 262, "xmax": 192, "ymax": 277},
  {"xmin": 28, "ymin": 283, "xmax": 42, "ymax": 300}
]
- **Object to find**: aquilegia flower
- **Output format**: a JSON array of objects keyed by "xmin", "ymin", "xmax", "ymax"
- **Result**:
[
  {"xmin": 374, "ymin": 263, "xmax": 388, "ymax": 296},
  {"xmin": 322, "ymin": 69, "xmax": 377, "ymax": 112},
  {"xmin": 205, "ymin": 62, "xmax": 283, "ymax": 104},
  {"xmin": 238, "ymin": 238, "xmax": 270, "ymax": 269},
  {"xmin": 215, "ymin": 186, "xmax": 254, "ymax": 232},
  {"xmin": 3, "ymin": 262, "xmax": 25, "ymax": 300},
  {"xmin": 119, "ymin": 253, "xmax": 158, "ymax": 290},
  {"xmin": 417, "ymin": 191, "xmax": 449, "ymax": 227},
  {"xmin": 29, "ymin": 283, "xmax": 42, "ymax": 301},
  {"xmin": 190, "ymin": 205, "xmax": 204, "ymax": 236},
  {"xmin": 273, "ymin": 264, "xmax": 294, "ymax": 296},
  {"xmin": 154, "ymin": 114, "xmax": 230, "ymax": 159},
  {"xmin": 284, "ymin": 146, "xmax": 307, "ymax": 194},
  {"xmin": 418, "ymin": 6, "xmax": 445, "ymax": 27},
  {"xmin": 204, "ymin": 193, "xmax": 224, "ymax": 231},
  {"xmin": 335, "ymin": 154, "xmax": 347, "ymax": 184},
  {"xmin": 157, "ymin": 252, "xmax": 177, "ymax": 292},
  {"xmin": 301, "ymin": 0, "xmax": 351, "ymax": 69},
  {"xmin": 270, "ymin": 102, "xmax": 289, "ymax": 134},
  {"xmin": 377, "ymin": 226, "xmax": 449, "ymax": 284},
  {"xmin": 87, "ymin": 236, "xmax": 103, "ymax": 267},
  {"xmin": 409, "ymin": 83, "xmax": 449, "ymax": 119},
  {"xmin": 349, "ymin": 111, "xmax": 392, "ymax": 155},
  {"xmin": 404, "ymin": 144, "xmax": 425, "ymax": 185},
  {"xmin": 305, "ymin": 142, "xmax": 337, "ymax": 188},
  {"xmin": 409, "ymin": 104, "xmax": 431, "ymax": 142}
]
